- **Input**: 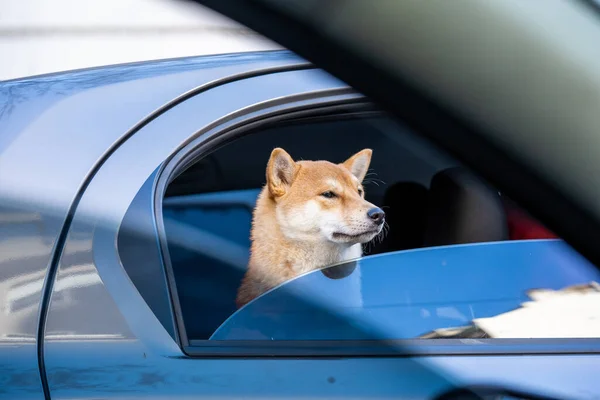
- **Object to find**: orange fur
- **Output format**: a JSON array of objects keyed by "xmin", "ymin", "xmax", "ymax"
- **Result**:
[{"xmin": 236, "ymin": 148, "xmax": 384, "ymax": 308}]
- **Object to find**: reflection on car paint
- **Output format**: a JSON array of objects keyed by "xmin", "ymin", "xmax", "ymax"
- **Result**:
[{"xmin": 0, "ymin": 50, "xmax": 304, "ymax": 399}]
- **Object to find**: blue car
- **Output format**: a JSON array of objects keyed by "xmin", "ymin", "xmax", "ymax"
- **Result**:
[{"xmin": 3, "ymin": 1, "xmax": 600, "ymax": 398}]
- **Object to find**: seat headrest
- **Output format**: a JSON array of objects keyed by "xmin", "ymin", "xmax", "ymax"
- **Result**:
[
  {"xmin": 423, "ymin": 167, "xmax": 508, "ymax": 246},
  {"xmin": 367, "ymin": 181, "xmax": 429, "ymax": 254}
]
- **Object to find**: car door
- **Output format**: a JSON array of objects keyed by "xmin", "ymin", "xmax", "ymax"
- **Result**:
[
  {"xmin": 40, "ymin": 66, "xmax": 452, "ymax": 399},
  {"xmin": 41, "ymin": 61, "xmax": 600, "ymax": 399}
]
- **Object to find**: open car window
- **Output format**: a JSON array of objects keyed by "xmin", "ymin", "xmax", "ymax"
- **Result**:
[{"xmin": 116, "ymin": 102, "xmax": 600, "ymax": 354}]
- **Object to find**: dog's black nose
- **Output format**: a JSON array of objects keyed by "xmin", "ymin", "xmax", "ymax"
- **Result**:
[{"xmin": 367, "ymin": 207, "xmax": 385, "ymax": 225}]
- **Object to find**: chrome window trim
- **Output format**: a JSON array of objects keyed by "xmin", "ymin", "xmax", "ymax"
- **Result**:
[{"xmin": 185, "ymin": 338, "xmax": 600, "ymax": 358}]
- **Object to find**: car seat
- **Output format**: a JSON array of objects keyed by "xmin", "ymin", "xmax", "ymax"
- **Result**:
[
  {"xmin": 367, "ymin": 181, "xmax": 429, "ymax": 254},
  {"xmin": 423, "ymin": 167, "xmax": 509, "ymax": 246}
]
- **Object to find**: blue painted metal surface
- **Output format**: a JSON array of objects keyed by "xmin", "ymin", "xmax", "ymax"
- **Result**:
[
  {"xmin": 0, "ymin": 50, "xmax": 305, "ymax": 399},
  {"xmin": 40, "ymin": 340, "xmax": 600, "ymax": 400},
  {"xmin": 212, "ymin": 239, "xmax": 600, "ymax": 340}
]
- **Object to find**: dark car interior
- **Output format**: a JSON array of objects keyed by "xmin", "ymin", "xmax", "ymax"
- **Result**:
[{"xmin": 160, "ymin": 112, "xmax": 556, "ymax": 340}]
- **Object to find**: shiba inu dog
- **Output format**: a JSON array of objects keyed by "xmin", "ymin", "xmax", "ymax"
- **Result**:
[{"xmin": 236, "ymin": 148, "xmax": 385, "ymax": 308}]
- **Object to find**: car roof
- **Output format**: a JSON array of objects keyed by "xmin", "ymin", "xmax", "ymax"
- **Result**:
[{"xmin": 0, "ymin": 50, "xmax": 304, "ymax": 206}]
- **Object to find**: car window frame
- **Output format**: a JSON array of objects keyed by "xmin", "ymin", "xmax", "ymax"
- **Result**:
[{"xmin": 154, "ymin": 104, "xmax": 600, "ymax": 358}]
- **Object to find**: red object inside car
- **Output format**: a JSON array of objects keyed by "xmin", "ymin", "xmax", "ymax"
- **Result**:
[{"xmin": 505, "ymin": 206, "xmax": 558, "ymax": 240}]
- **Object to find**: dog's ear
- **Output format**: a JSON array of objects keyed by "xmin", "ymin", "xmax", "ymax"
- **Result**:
[
  {"xmin": 341, "ymin": 149, "xmax": 372, "ymax": 182},
  {"xmin": 267, "ymin": 148, "xmax": 296, "ymax": 197}
]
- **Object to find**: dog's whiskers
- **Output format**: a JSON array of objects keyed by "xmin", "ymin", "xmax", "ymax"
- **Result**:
[
  {"xmin": 377, "ymin": 221, "xmax": 389, "ymax": 245},
  {"xmin": 363, "ymin": 171, "xmax": 386, "ymax": 187},
  {"xmin": 363, "ymin": 178, "xmax": 386, "ymax": 187},
  {"xmin": 364, "ymin": 221, "xmax": 389, "ymax": 255}
]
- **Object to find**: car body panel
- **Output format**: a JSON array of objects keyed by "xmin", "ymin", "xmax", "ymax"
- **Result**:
[
  {"xmin": 41, "ymin": 341, "xmax": 600, "ymax": 400},
  {"xmin": 0, "ymin": 50, "xmax": 305, "ymax": 399}
]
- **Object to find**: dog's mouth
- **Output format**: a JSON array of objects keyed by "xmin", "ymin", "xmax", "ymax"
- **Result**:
[{"xmin": 332, "ymin": 229, "xmax": 379, "ymax": 241}]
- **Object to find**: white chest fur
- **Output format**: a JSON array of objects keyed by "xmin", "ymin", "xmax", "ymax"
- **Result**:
[{"xmin": 292, "ymin": 243, "xmax": 362, "ymax": 275}]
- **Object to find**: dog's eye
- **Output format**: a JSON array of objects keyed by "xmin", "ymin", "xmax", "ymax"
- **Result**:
[
  {"xmin": 321, "ymin": 191, "xmax": 337, "ymax": 199},
  {"xmin": 358, "ymin": 188, "xmax": 363, "ymax": 196}
]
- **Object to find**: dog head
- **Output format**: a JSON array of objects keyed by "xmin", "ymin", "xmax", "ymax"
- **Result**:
[{"xmin": 266, "ymin": 148, "xmax": 385, "ymax": 245}]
